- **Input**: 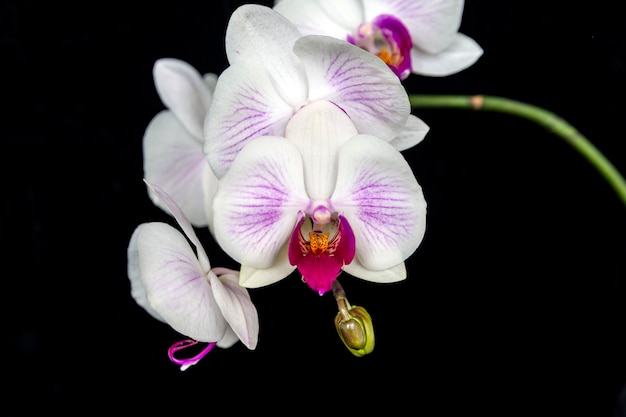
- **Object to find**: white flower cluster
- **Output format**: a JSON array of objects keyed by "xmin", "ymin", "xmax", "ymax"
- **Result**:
[{"xmin": 127, "ymin": 1, "xmax": 481, "ymax": 369}]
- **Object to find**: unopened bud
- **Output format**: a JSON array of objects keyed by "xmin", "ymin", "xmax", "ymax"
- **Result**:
[{"xmin": 334, "ymin": 305, "xmax": 375, "ymax": 357}]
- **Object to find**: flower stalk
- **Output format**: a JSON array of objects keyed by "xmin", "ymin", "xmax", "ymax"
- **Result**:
[{"xmin": 409, "ymin": 94, "xmax": 626, "ymax": 207}]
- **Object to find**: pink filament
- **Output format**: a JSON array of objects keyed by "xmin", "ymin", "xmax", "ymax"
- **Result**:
[{"xmin": 167, "ymin": 339, "xmax": 216, "ymax": 371}]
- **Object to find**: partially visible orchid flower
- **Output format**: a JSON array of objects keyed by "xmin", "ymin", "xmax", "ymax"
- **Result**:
[
  {"xmin": 204, "ymin": 4, "xmax": 429, "ymax": 179},
  {"xmin": 127, "ymin": 181, "xmax": 259, "ymax": 370},
  {"xmin": 273, "ymin": 0, "xmax": 483, "ymax": 80},
  {"xmin": 143, "ymin": 58, "xmax": 218, "ymax": 228},
  {"xmin": 212, "ymin": 100, "xmax": 427, "ymax": 295}
]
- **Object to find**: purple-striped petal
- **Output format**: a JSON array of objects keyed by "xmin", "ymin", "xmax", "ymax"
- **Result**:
[
  {"xmin": 143, "ymin": 111, "xmax": 217, "ymax": 228},
  {"xmin": 128, "ymin": 222, "xmax": 227, "ymax": 342},
  {"xmin": 204, "ymin": 63, "xmax": 299, "ymax": 179},
  {"xmin": 212, "ymin": 136, "xmax": 309, "ymax": 268},
  {"xmin": 330, "ymin": 134, "xmax": 427, "ymax": 270},
  {"xmin": 294, "ymin": 35, "xmax": 410, "ymax": 141}
]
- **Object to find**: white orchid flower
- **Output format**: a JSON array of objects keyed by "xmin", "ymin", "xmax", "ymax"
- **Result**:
[
  {"xmin": 143, "ymin": 58, "xmax": 219, "ymax": 228},
  {"xmin": 273, "ymin": 0, "xmax": 483, "ymax": 79},
  {"xmin": 204, "ymin": 3, "xmax": 429, "ymax": 179},
  {"xmin": 127, "ymin": 181, "xmax": 259, "ymax": 370},
  {"xmin": 212, "ymin": 100, "xmax": 427, "ymax": 295}
]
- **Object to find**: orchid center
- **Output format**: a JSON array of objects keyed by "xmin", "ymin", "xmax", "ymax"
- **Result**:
[
  {"xmin": 288, "ymin": 213, "xmax": 356, "ymax": 295},
  {"xmin": 347, "ymin": 14, "xmax": 413, "ymax": 80},
  {"xmin": 309, "ymin": 231, "xmax": 330, "ymax": 255},
  {"xmin": 312, "ymin": 204, "xmax": 331, "ymax": 224}
]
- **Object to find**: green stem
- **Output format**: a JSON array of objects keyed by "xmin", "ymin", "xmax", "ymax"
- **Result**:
[{"xmin": 409, "ymin": 94, "xmax": 626, "ymax": 207}]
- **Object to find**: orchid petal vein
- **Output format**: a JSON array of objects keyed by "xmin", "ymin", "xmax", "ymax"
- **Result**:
[
  {"xmin": 331, "ymin": 134, "xmax": 427, "ymax": 270},
  {"xmin": 213, "ymin": 136, "xmax": 309, "ymax": 268}
]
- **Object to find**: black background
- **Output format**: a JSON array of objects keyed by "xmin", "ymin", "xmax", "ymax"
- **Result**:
[{"xmin": 3, "ymin": 0, "xmax": 626, "ymax": 415}]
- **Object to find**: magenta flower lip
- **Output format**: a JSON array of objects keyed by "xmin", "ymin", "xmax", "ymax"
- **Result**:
[
  {"xmin": 348, "ymin": 14, "xmax": 413, "ymax": 80},
  {"xmin": 288, "ymin": 214, "xmax": 356, "ymax": 295}
]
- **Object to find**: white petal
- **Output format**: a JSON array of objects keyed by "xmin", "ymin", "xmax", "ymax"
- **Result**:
[
  {"xmin": 330, "ymin": 135, "xmax": 427, "ymax": 270},
  {"xmin": 144, "ymin": 180, "xmax": 211, "ymax": 271},
  {"xmin": 131, "ymin": 222, "xmax": 227, "ymax": 342},
  {"xmin": 362, "ymin": 0, "xmax": 464, "ymax": 54},
  {"xmin": 216, "ymin": 327, "xmax": 239, "ymax": 349},
  {"xmin": 410, "ymin": 33, "xmax": 483, "ymax": 76},
  {"xmin": 153, "ymin": 58, "xmax": 212, "ymax": 139},
  {"xmin": 143, "ymin": 111, "xmax": 217, "ymax": 228},
  {"xmin": 226, "ymin": 4, "xmax": 301, "ymax": 65},
  {"xmin": 389, "ymin": 114, "xmax": 431, "ymax": 151},
  {"xmin": 343, "ymin": 259, "xmax": 407, "ymax": 283},
  {"xmin": 294, "ymin": 35, "xmax": 410, "ymax": 141},
  {"xmin": 210, "ymin": 272, "xmax": 259, "ymax": 350},
  {"xmin": 202, "ymin": 163, "xmax": 219, "ymax": 237},
  {"xmin": 203, "ymin": 64, "xmax": 297, "ymax": 179},
  {"xmin": 273, "ymin": 0, "xmax": 362, "ymax": 38},
  {"xmin": 213, "ymin": 136, "xmax": 309, "ymax": 268},
  {"xmin": 285, "ymin": 100, "xmax": 357, "ymax": 199},
  {"xmin": 128, "ymin": 224, "xmax": 166, "ymax": 322},
  {"xmin": 203, "ymin": 73, "xmax": 218, "ymax": 92},
  {"xmin": 238, "ymin": 242, "xmax": 296, "ymax": 288},
  {"xmin": 225, "ymin": 4, "xmax": 306, "ymax": 107}
]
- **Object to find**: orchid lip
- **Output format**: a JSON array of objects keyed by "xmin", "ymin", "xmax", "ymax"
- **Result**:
[
  {"xmin": 347, "ymin": 14, "xmax": 413, "ymax": 80},
  {"xmin": 288, "ymin": 214, "xmax": 356, "ymax": 295}
]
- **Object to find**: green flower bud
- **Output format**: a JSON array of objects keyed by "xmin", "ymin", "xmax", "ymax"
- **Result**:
[{"xmin": 334, "ymin": 305, "xmax": 375, "ymax": 357}]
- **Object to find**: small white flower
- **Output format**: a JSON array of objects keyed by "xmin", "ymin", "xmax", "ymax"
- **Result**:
[
  {"xmin": 143, "ymin": 58, "xmax": 218, "ymax": 228},
  {"xmin": 273, "ymin": 0, "xmax": 483, "ymax": 79},
  {"xmin": 127, "ymin": 181, "xmax": 259, "ymax": 370}
]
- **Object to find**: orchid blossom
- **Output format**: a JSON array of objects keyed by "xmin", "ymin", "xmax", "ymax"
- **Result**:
[
  {"xmin": 212, "ymin": 100, "xmax": 427, "ymax": 295},
  {"xmin": 143, "ymin": 58, "xmax": 218, "ymax": 228},
  {"xmin": 273, "ymin": 0, "xmax": 483, "ymax": 79},
  {"xmin": 203, "ymin": 3, "xmax": 430, "ymax": 180},
  {"xmin": 127, "ymin": 181, "xmax": 259, "ymax": 370}
]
